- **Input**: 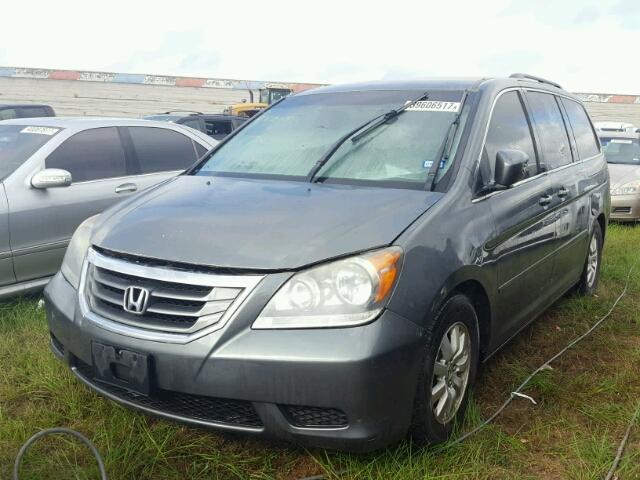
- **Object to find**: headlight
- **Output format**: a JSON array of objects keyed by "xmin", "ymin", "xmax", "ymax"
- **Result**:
[
  {"xmin": 611, "ymin": 181, "xmax": 640, "ymax": 196},
  {"xmin": 253, "ymin": 247, "xmax": 402, "ymax": 329},
  {"xmin": 61, "ymin": 215, "xmax": 100, "ymax": 289}
]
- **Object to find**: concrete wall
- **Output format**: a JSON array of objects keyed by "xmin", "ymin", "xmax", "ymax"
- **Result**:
[
  {"xmin": 0, "ymin": 66, "xmax": 322, "ymax": 118},
  {"xmin": 1, "ymin": 66, "xmax": 639, "ymax": 125},
  {"xmin": 583, "ymin": 102, "xmax": 640, "ymax": 126},
  {"xmin": 0, "ymin": 77, "xmax": 255, "ymax": 117}
]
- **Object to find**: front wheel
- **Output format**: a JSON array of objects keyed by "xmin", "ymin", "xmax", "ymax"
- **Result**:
[
  {"xmin": 409, "ymin": 294, "xmax": 479, "ymax": 444},
  {"xmin": 576, "ymin": 222, "xmax": 603, "ymax": 296}
]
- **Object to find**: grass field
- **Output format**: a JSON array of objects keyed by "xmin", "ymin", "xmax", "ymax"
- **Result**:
[{"xmin": 1, "ymin": 224, "xmax": 639, "ymax": 479}]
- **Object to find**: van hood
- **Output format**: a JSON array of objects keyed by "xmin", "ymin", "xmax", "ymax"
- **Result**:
[
  {"xmin": 92, "ymin": 176, "xmax": 442, "ymax": 270},
  {"xmin": 608, "ymin": 163, "xmax": 640, "ymax": 189}
]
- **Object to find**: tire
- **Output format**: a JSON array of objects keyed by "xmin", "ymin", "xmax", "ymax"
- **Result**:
[
  {"xmin": 409, "ymin": 294, "xmax": 480, "ymax": 444},
  {"xmin": 576, "ymin": 222, "xmax": 603, "ymax": 296}
]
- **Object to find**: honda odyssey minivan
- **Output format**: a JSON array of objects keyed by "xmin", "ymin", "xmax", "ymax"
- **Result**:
[{"xmin": 45, "ymin": 74, "xmax": 609, "ymax": 452}]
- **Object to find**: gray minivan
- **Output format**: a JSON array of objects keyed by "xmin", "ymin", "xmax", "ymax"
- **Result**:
[
  {"xmin": 45, "ymin": 75, "xmax": 609, "ymax": 452},
  {"xmin": 0, "ymin": 118, "xmax": 215, "ymax": 298}
]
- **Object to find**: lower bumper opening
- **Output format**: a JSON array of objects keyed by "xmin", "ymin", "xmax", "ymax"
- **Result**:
[
  {"xmin": 74, "ymin": 358, "xmax": 264, "ymax": 428},
  {"xmin": 612, "ymin": 206, "xmax": 632, "ymax": 214},
  {"xmin": 282, "ymin": 405, "xmax": 349, "ymax": 428}
]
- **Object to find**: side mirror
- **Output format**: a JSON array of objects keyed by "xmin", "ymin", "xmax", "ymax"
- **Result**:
[
  {"xmin": 494, "ymin": 149, "xmax": 529, "ymax": 187},
  {"xmin": 31, "ymin": 169, "xmax": 72, "ymax": 189}
]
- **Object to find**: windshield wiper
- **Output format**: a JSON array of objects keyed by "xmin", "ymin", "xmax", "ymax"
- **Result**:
[
  {"xmin": 305, "ymin": 91, "xmax": 429, "ymax": 182},
  {"xmin": 425, "ymin": 90, "xmax": 469, "ymax": 191}
]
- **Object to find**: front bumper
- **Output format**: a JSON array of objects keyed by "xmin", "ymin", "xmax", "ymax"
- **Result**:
[
  {"xmin": 610, "ymin": 194, "xmax": 640, "ymax": 222},
  {"xmin": 45, "ymin": 272, "xmax": 424, "ymax": 452}
]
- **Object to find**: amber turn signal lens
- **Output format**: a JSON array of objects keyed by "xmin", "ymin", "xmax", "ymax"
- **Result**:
[{"xmin": 367, "ymin": 249, "xmax": 402, "ymax": 302}]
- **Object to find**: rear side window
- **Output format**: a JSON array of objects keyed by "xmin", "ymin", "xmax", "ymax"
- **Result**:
[
  {"xmin": 180, "ymin": 118, "xmax": 203, "ymax": 131},
  {"xmin": 484, "ymin": 91, "xmax": 538, "ymax": 180},
  {"xmin": 205, "ymin": 120, "xmax": 232, "ymax": 139},
  {"xmin": 128, "ymin": 127, "xmax": 197, "ymax": 173},
  {"xmin": 561, "ymin": 99, "xmax": 600, "ymax": 160},
  {"xmin": 19, "ymin": 107, "xmax": 50, "ymax": 118},
  {"xmin": 0, "ymin": 109, "xmax": 17, "ymax": 120},
  {"xmin": 46, "ymin": 127, "xmax": 127, "ymax": 182},
  {"xmin": 526, "ymin": 92, "xmax": 572, "ymax": 170}
]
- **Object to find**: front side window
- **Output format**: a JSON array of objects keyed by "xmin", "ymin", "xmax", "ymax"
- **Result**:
[
  {"xmin": 483, "ymin": 91, "xmax": 538, "ymax": 181},
  {"xmin": 46, "ymin": 127, "xmax": 127, "ymax": 182},
  {"xmin": 0, "ymin": 125, "xmax": 60, "ymax": 180},
  {"xmin": 194, "ymin": 90, "xmax": 467, "ymax": 189},
  {"xmin": 526, "ymin": 92, "xmax": 572, "ymax": 170},
  {"xmin": 600, "ymin": 137, "xmax": 640, "ymax": 165},
  {"xmin": 128, "ymin": 127, "xmax": 198, "ymax": 173},
  {"xmin": 561, "ymin": 98, "xmax": 600, "ymax": 160}
]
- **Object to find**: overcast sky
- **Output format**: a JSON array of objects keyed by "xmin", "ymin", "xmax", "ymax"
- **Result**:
[{"xmin": 2, "ymin": 0, "xmax": 638, "ymax": 93}]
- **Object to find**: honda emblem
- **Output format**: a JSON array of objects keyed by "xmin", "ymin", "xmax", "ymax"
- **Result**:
[{"xmin": 123, "ymin": 286, "xmax": 150, "ymax": 315}]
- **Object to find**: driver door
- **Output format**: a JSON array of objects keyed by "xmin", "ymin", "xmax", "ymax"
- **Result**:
[
  {"xmin": 480, "ymin": 90, "xmax": 557, "ymax": 341},
  {"xmin": 7, "ymin": 127, "xmax": 137, "ymax": 282}
]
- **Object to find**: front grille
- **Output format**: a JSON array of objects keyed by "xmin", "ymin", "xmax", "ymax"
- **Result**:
[
  {"xmin": 613, "ymin": 207, "xmax": 632, "ymax": 214},
  {"xmin": 83, "ymin": 249, "xmax": 262, "ymax": 335},
  {"xmin": 282, "ymin": 405, "xmax": 348, "ymax": 428},
  {"xmin": 74, "ymin": 360, "xmax": 263, "ymax": 428}
]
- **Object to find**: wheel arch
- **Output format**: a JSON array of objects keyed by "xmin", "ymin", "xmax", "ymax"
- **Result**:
[
  {"xmin": 596, "ymin": 212, "xmax": 606, "ymax": 240},
  {"xmin": 428, "ymin": 268, "xmax": 494, "ymax": 361}
]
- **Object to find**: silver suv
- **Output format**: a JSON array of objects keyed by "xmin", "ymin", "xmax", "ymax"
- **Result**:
[{"xmin": 0, "ymin": 118, "xmax": 215, "ymax": 298}]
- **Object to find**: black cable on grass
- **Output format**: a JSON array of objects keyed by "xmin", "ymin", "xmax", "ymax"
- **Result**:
[
  {"xmin": 450, "ymin": 262, "xmax": 636, "ymax": 446},
  {"xmin": 604, "ymin": 400, "xmax": 640, "ymax": 480},
  {"xmin": 13, "ymin": 428, "xmax": 107, "ymax": 480}
]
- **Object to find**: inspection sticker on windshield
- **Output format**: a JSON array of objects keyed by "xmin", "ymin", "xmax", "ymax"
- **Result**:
[
  {"xmin": 20, "ymin": 126, "xmax": 59, "ymax": 135},
  {"xmin": 407, "ymin": 101, "xmax": 460, "ymax": 113}
]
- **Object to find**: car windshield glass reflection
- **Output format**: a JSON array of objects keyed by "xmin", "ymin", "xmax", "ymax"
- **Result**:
[
  {"xmin": 194, "ymin": 90, "xmax": 466, "ymax": 188},
  {"xmin": 0, "ymin": 125, "xmax": 61, "ymax": 180},
  {"xmin": 600, "ymin": 137, "xmax": 640, "ymax": 165}
]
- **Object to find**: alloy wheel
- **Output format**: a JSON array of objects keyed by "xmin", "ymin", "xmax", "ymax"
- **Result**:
[
  {"xmin": 431, "ymin": 322, "xmax": 471, "ymax": 424},
  {"xmin": 586, "ymin": 234, "xmax": 598, "ymax": 288}
]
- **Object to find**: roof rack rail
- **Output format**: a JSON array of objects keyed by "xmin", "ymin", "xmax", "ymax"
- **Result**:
[
  {"xmin": 162, "ymin": 111, "xmax": 204, "ymax": 115},
  {"xmin": 509, "ymin": 73, "xmax": 562, "ymax": 90}
]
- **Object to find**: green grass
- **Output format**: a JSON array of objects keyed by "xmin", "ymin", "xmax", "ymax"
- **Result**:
[{"xmin": 1, "ymin": 223, "xmax": 640, "ymax": 479}]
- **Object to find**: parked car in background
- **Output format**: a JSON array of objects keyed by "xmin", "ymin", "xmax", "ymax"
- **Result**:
[
  {"xmin": 594, "ymin": 121, "xmax": 637, "ymax": 133},
  {"xmin": 0, "ymin": 118, "xmax": 216, "ymax": 299},
  {"xmin": 143, "ymin": 112, "xmax": 246, "ymax": 140},
  {"xmin": 599, "ymin": 130, "xmax": 640, "ymax": 221},
  {"xmin": 46, "ymin": 74, "xmax": 608, "ymax": 452},
  {"xmin": 0, "ymin": 104, "xmax": 55, "ymax": 120}
]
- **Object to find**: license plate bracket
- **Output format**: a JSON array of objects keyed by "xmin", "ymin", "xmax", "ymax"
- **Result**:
[{"xmin": 91, "ymin": 342, "xmax": 152, "ymax": 395}]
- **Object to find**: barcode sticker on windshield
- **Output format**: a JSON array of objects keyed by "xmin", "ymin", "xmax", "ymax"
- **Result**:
[
  {"xmin": 20, "ymin": 126, "xmax": 59, "ymax": 135},
  {"xmin": 407, "ymin": 101, "xmax": 460, "ymax": 113},
  {"xmin": 610, "ymin": 139, "xmax": 633, "ymax": 144}
]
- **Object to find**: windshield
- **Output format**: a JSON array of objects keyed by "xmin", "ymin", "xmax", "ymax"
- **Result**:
[
  {"xmin": 600, "ymin": 137, "xmax": 640, "ymax": 165},
  {"xmin": 0, "ymin": 125, "xmax": 61, "ymax": 180},
  {"xmin": 194, "ymin": 90, "xmax": 467, "ymax": 189}
]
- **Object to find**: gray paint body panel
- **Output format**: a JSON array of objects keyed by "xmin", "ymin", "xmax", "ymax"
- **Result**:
[
  {"xmin": 0, "ymin": 185, "xmax": 15, "ymax": 286},
  {"xmin": 92, "ymin": 176, "xmax": 443, "ymax": 270}
]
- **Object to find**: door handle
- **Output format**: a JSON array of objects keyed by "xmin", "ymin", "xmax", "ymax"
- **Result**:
[
  {"xmin": 539, "ymin": 194, "xmax": 552, "ymax": 206},
  {"xmin": 115, "ymin": 183, "xmax": 137, "ymax": 194},
  {"xmin": 557, "ymin": 187, "xmax": 569, "ymax": 199}
]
